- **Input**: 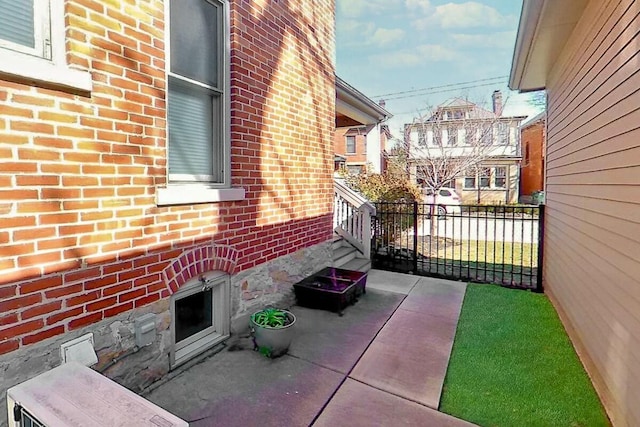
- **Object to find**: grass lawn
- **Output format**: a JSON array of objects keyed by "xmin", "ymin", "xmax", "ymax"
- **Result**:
[
  {"xmin": 440, "ymin": 284, "xmax": 610, "ymax": 426},
  {"xmin": 417, "ymin": 239, "xmax": 538, "ymax": 268}
]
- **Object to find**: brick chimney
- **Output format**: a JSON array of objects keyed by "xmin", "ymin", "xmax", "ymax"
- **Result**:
[{"xmin": 492, "ymin": 90, "xmax": 503, "ymax": 116}]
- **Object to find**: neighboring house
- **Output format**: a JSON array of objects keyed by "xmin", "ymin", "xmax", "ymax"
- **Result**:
[
  {"xmin": 335, "ymin": 77, "xmax": 391, "ymax": 174},
  {"xmin": 404, "ymin": 92, "xmax": 526, "ymax": 204},
  {"xmin": 519, "ymin": 111, "xmax": 546, "ymax": 199},
  {"xmin": 0, "ymin": 0, "xmax": 336, "ymax": 417},
  {"xmin": 511, "ymin": 0, "xmax": 640, "ymax": 425},
  {"xmin": 335, "ymin": 126, "xmax": 370, "ymax": 175}
]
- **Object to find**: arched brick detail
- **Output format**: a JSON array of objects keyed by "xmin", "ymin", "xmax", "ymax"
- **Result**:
[{"xmin": 162, "ymin": 244, "xmax": 238, "ymax": 294}]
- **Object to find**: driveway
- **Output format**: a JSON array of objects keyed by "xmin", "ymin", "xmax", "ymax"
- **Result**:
[{"xmin": 145, "ymin": 270, "xmax": 475, "ymax": 426}]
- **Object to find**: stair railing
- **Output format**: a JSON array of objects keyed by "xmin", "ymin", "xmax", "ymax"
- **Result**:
[{"xmin": 334, "ymin": 178, "xmax": 376, "ymax": 259}]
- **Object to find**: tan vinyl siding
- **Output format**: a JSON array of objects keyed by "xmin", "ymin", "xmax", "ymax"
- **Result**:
[{"xmin": 544, "ymin": 0, "xmax": 640, "ymax": 425}]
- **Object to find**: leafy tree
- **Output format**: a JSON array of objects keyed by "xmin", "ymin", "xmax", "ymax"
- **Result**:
[{"xmin": 341, "ymin": 167, "xmax": 422, "ymax": 249}]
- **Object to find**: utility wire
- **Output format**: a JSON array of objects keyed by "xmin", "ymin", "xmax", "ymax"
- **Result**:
[
  {"xmin": 372, "ymin": 75, "xmax": 508, "ymax": 99},
  {"xmin": 382, "ymin": 80, "xmax": 507, "ymax": 102}
]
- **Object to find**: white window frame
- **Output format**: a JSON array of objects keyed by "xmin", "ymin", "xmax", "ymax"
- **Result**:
[
  {"xmin": 157, "ymin": 0, "xmax": 244, "ymax": 206},
  {"xmin": 0, "ymin": 0, "xmax": 92, "ymax": 92},
  {"xmin": 170, "ymin": 271, "xmax": 230, "ymax": 368}
]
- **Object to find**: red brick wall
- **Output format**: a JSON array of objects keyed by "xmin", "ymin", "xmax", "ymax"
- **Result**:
[
  {"xmin": 0, "ymin": 0, "xmax": 335, "ymax": 355},
  {"xmin": 520, "ymin": 121, "xmax": 545, "ymax": 196},
  {"xmin": 334, "ymin": 127, "xmax": 368, "ymax": 164}
]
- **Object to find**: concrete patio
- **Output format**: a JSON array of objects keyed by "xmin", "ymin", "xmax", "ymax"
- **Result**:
[{"xmin": 145, "ymin": 269, "xmax": 476, "ymax": 426}]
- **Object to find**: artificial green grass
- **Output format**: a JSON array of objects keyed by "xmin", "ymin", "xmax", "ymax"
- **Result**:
[{"xmin": 440, "ymin": 284, "xmax": 610, "ymax": 427}]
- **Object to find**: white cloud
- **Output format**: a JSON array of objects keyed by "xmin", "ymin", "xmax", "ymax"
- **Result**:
[
  {"xmin": 405, "ymin": 0, "xmax": 432, "ymax": 14},
  {"xmin": 338, "ymin": 20, "xmax": 405, "ymax": 48},
  {"xmin": 437, "ymin": 2, "xmax": 515, "ymax": 28},
  {"xmin": 371, "ymin": 28, "xmax": 406, "ymax": 47},
  {"xmin": 369, "ymin": 44, "xmax": 459, "ymax": 68},
  {"xmin": 451, "ymin": 31, "xmax": 517, "ymax": 49},
  {"xmin": 337, "ymin": 0, "xmax": 403, "ymax": 18},
  {"xmin": 337, "ymin": 19, "xmax": 376, "ymax": 36},
  {"xmin": 411, "ymin": 2, "xmax": 517, "ymax": 31}
]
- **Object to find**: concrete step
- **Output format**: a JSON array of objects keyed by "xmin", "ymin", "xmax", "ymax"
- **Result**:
[
  {"xmin": 338, "ymin": 257, "xmax": 371, "ymax": 272},
  {"xmin": 332, "ymin": 245, "xmax": 357, "ymax": 267},
  {"xmin": 332, "ymin": 235, "xmax": 346, "ymax": 251}
]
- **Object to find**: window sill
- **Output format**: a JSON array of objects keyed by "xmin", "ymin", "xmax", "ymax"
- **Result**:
[
  {"xmin": 156, "ymin": 185, "xmax": 246, "ymax": 206},
  {"xmin": 0, "ymin": 50, "xmax": 92, "ymax": 93}
]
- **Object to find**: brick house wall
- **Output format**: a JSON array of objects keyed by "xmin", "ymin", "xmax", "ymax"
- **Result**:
[
  {"xmin": 334, "ymin": 127, "xmax": 368, "ymax": 172},
  {"xmin": 0, "ymin": 0, "xmax": 335, "ymax": 410},
  {"xmin": 519, "ymin": 119, "xmax": 545, "ymax": 196}
]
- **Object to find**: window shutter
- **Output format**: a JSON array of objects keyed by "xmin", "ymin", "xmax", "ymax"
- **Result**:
[{"xmin": 0, "ymin": 0, "xmax": 35, "ymax": 48}]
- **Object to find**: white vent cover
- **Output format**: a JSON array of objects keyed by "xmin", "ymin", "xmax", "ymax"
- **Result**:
[{"xmin": 7, "ymin": 362, "xmax": 188, "ymax": 427}]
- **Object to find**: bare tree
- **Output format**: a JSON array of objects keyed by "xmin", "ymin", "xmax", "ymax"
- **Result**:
[{"xmin": 389, "ymin": 96, "xmax": 522, "ymax": 236}]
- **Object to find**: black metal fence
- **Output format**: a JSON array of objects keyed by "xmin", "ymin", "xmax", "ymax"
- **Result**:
[{"xmin": 372, "ymin": 202, "xmax": 544, "ymax": 291}]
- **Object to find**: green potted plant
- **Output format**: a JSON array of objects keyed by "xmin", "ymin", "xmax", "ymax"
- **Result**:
[{"xmin": 249, "ymin": 307, "xmax": 296, "ymax": 358}]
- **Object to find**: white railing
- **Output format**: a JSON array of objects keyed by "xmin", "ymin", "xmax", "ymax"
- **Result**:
[{"xmin": 334, "ymin": 179, "xmax": 376, "ymax": 259}]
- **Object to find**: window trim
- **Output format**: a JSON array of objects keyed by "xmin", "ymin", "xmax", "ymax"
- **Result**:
[
  {"xmin": 0, "ymin": 0, "xmax": 92, "ymax": 92},
  {"xmin": 158, "ymin": 0, "xmax": 244, "ymax": 205}
]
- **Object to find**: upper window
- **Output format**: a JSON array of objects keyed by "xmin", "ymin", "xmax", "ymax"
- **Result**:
[
  {"xmin": 0, "ymin": 0, "xmax": 91, "ymax": 91},
  {"xmin": 345, "ymin": 135, "xmax": 356, "ymax": 154},
  {"xmin": 447, "ymin": 126, "xmax": 457, "ymax": 146},
  {"xmin": 480, "ymin": 124, "xmax": 493, "ymax": 145},
  {"xmin": 168, "ymin": 0, "xmax": 227, "ymax": 184},
  {"xmin": 497, "ymin": 122, "xmax": 509, "ymax": 145}
]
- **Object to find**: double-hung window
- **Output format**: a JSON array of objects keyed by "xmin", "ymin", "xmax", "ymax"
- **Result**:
[
  {"xmin": 345, "ymin": 135, "xmax": 356, "ymax": 154},
  {"xmin": 168, "ymin": 0, "xmax": 225, "ymax": 184},
  {"xmin": 159, "ymin": 0, "xmax": 243, "ymax": 205},
  {"xmin": 0, "ymin": 0, "xmax": 91, "ymax": 91}
]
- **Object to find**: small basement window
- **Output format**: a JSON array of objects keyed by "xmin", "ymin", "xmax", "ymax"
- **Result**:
[{"xmin": 170, "ymin": 271, "xmax": 230, "ymax": 368}]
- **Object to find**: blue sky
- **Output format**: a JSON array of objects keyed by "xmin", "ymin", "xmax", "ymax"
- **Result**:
[{"xmin": 335, "ymin": 0, "xmax": 543, "ymax": 135}]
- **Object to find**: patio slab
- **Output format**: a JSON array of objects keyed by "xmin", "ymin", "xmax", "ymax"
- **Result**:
[
  {"xmin": 366, "ymin": 269, "xmax": 421, "ymax": 295},
  {"xmin": 350, "ymin": 280, "xmax": 466, "ymax": 409},
  {"xmin": 145, "ymin": 274, "xmax": 468, "ymax": 426},
  {"xmin": 399, "ymin": 277, "xmax": 467, "ymax": 321},
  {"xmin": 314, "ymin": 378, "xmax": 477, "ymax": 427},
  {"xmin": 146, "ymin": 349, "xmax": 343, "ymax": 427},
  {"xmin": 289, "ymin": 289, "xmax": 405, "ymax": 373}
]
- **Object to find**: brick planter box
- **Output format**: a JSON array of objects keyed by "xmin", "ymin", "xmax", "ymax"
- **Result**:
[{"xmin": 293, "ymin": 267, "xmax": 367, "ymax": 316}]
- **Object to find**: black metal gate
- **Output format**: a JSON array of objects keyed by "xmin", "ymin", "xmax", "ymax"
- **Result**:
[{"xmin": 372, "ymin": 202, "xmax": 544, "ymax": 292}]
